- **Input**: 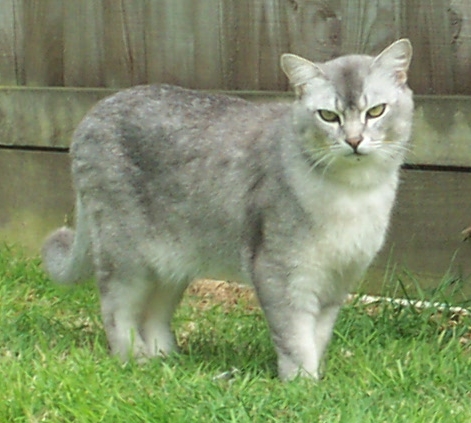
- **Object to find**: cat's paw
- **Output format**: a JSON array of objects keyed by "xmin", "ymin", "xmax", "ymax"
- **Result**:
[{"xmin": 277, "ymin": 356, "xmax": 321, "ymax": 381}]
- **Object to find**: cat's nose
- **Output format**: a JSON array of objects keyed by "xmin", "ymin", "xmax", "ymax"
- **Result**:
[{"xmin": 345, "ymin": 135, "xmax": 363, "ymax": 152}]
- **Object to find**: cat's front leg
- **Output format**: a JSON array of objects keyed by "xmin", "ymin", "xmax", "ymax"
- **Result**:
[
  {"xmin": 255, "ymin": 277, "xmax": 341, "ymax": 380},
  {"xmin": 274, "ymin": 303, "xmax": 340, "ymax": 380}
]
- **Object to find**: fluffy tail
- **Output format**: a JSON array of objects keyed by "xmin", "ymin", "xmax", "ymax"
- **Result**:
[{"xmin": 41, "ymin": 198, "xmax": 93, "ymax": 285}]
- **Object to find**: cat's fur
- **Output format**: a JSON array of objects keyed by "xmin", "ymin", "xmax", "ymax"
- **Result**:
[{"xmin": 42, "ymin": 39, "xmax": 413, "ymax": 380}]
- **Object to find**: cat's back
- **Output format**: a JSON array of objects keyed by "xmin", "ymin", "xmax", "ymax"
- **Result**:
[
  {"xmin": 72, "ymin": 84, "xmax": 289, "ymax": 188},
  {"xmin": 72, "ymin": 84, "xmax": 282, "ymax": 149},
  {"xmin": 70, "ymin": 84, "xmax": 290, "ymax": 217},
  {"xmin": 102, "ymin": 84, "xmax": 250, "ymax": 125}
]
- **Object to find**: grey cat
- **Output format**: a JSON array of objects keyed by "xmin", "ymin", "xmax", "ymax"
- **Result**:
[{"xmin": 42, "ymin": 39, "xmax": 413, "ymax": 380}]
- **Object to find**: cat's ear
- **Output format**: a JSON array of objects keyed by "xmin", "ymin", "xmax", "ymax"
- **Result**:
[
  {"xmin": 280, "ymin": 54, "xmax": 325, "ymax": 97},
  {"xmin": 372, "ymin": 39, "xmax": 412, "ymax": 86}
]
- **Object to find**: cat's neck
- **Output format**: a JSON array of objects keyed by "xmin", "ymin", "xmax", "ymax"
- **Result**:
[{"xmin": 319, "ymin": 158, "xmax": 401, "ymax": 190}]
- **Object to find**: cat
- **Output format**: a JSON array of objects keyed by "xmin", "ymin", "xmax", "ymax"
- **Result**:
[{"xmin": 42, "ymin": 39, "xmax": 413, "ymax": 380}]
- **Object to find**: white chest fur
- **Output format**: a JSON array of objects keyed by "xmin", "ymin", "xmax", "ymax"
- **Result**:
[
  {"xmin": 287, "ymin": 163, "xmax": 399, "ymax": 304},
  {"xmin": 314, "ymin": 179, "xmax": 395, "ymax": 263}
]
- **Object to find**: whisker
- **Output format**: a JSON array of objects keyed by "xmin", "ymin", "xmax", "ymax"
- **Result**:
[
  {"xmin": 372, "ymin": 139, "xmax": 411, "ymax": 154},
  {"xmin": 308, "ymin": 153, "xmax": 332, "ymax": 173},
  {"xmin": 300, "ymin": 146, "xmax": 331, "ymax": 169},
  {"xmin": 321, "ymin": 155, "xmax": 337, "ymax": 178},
  {"xmin": 378, "ymin": 145, "xmax": 408, "ymax": 162},
  {"xmin": 368, "ymin": 139, "xmax": 412, "ymax": 162}
]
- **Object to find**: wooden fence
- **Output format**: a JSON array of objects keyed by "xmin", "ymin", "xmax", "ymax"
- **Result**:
[
  {"xmin": 0, "ymin": 0, "xmax": 471, "ymax": 94},
  {"xmin": 1, "ymin": 0, "xmax": 471, "ymax": 297}
]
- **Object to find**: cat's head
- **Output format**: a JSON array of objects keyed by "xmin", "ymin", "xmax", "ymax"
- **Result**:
[{"xmin": 281, "ymin": 39, "xmax": 413, "ymax": 185}]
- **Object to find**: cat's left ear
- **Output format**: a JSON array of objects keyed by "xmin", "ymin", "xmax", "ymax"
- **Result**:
[
  {"xmin": 280, "ymin": 54, "xmax": 325, "ymax": 97},
  {"xmin": 372, "ymin": 39, "xmax": 412, "ymax": 86}
]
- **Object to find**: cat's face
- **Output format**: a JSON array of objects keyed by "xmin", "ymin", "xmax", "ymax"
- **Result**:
[{"xmin": 281, "ymin": 40, "xmax": 413, "ymax": 178}]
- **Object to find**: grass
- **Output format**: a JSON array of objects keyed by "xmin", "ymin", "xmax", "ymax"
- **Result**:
[{"xmin": 0, "ymin": 246, "xmax": 470, "ymax": 422}]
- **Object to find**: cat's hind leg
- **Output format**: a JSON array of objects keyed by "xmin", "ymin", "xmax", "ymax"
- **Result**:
[
  {"xmin": 98, "ymin": 265, "xmax": 187, "ymax": 361},
  {"xmin": 140, "ymin": 279, "xmax": 188, "ymax": 356},
  {"xmin": 97, "ymin": 267, "xmax": 152, "ymax": 361}
]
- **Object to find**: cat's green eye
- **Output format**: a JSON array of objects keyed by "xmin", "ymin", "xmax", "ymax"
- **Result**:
[
  {"xmin": 318, "ymin": 109, "xmax": 340, "ymax": 123},
  {"xmin": 366, "ymin": 104, "xmax": 386, "ymax": 119}
]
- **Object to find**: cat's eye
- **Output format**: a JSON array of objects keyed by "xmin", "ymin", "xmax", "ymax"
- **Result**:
[
  {"xmin": 318, "ymin": 109, "xmax": 340, "ymax": 123},
  {"xmin": 366, "ymin": 104, "xmax": 386, "ymax": 119}
]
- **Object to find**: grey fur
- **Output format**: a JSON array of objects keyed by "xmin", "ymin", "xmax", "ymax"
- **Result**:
[{"xmin": 42, "ymin": 39, "xmax": 413, "ymax": 380}]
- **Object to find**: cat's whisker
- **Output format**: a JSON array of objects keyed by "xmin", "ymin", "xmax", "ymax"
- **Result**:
[
  {"xmin": 300, "ymin": 146, "xmax": 333, "ymax": 175},
  {"xmin": 304, "ymin": 145, "xmax": 332, "ymax": 157},
  {"xmin": 378, "ymin": 145, "xmax": 409, "ymax": 162},
  {"xmin": 385, "ymin": 143, "xmax": 411, "ymax": 155},
  {"xmin": 368, "ymin": 139, "xmax": 411, "ymax": 162},
  {"xmin": 309, "ymin": 152, "xmax": 335, "ymax": 175},
  {"xmin": 320, "ymin": 154, "xmax": 337, "ymax": 178},
  {"xmin": 387, "ymin": 143, "xmax": 411, "ymax": 154},
  {"xmin": 371, "ymin": 139, "xmax": 411, "ymax": 155}
]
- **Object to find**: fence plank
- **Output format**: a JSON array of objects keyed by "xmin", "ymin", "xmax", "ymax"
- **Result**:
[
  {"xmin": 339, "ymin": 0, "xmax": 403, "ymax": 54},
  {"xmin": 0, "ymin": 149, "xmax": 73, "ymax": 252},
  {"xmin": 449, "ymin": 0, "xmax": 471, "ymax": 94},
  {"xmin": 23, "ymin": 0, "xmax": 64, "ymax": 86},
  {"xmin": 63, "ymin": 1, "xmax": 105, "ymax": 87},
  {"xmin": 102, "ymin": 0, "xmax": 147, "ymax": 87},
  {"xmin": 0, "ymin": 87, "xmax": 113, "ymax": 148},
  {"xmin": 146, "ymin": 0, "xmax": 197, "ymax": 88},
  {"xmin": 405, "ymin": 0, "xmax": 456, "ymax": 94},
  {"xmin": 146, "ymin": 0, "xmax": 227, "ymax": 89},
  {"xmin": 374, "ymin": 169, "xmax": 471, "ymax": 288},
  {"xmin": 192, "ymin": 1, "xmax": 226, "ymax": 89},
  {"xmin": 0, "ymin": 0, "xmax": 24, "ymax": 85},
  {"xmin": 228, "ymin": 0, "xmax": 290, "ymax": 90},
  {"xmin": 284, "ymin": 0, "xmax": 342, "ymax": 64}
]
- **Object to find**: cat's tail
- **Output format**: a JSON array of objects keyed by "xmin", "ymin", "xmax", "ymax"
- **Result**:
[{"xmin": 42, "ymin": 198, "xmax": 94, "ymax": 285}]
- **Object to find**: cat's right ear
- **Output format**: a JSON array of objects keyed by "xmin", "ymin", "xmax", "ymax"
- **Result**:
[{"xmin": 280, "ymin": 54, "xmax": 325, "ymax": 97}]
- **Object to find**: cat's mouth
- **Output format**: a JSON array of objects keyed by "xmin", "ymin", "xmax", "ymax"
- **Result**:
[
  {"xmin": 346, "ymin": 150, "xmax": 366, "ymax": 158},
  {"xmin": 342, "ymin": 150, "xmax": 374, "ymax": 164}
]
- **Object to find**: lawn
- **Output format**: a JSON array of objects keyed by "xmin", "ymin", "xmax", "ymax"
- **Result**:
[{"xmin": 0, "ymin": 246, "xmax": 470, "ymax": 422}]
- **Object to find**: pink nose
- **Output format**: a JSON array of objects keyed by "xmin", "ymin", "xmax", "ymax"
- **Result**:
[{"xmin": 345, "ymin": 135, "xmax": 363, "ymax": 151}]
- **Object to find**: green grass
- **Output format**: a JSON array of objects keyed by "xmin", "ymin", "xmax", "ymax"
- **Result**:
[{"xmin": 1, "ymin": 246, "xmax": 470, "ymax": 422}]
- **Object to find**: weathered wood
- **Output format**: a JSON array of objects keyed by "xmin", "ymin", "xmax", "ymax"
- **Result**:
[
  {"xmin": 284, "ymin": 0, "xmax": 341, "ymax": 64},
  {"xmin": 228, "ymin": 1, "xmax": 290, "ymax": 90},
  {"xmin": 1, "ymin": 88, "xmax": 471, "ymax": 168},
  {"xmin": 191, "ymin": 1, "xmax": 227, "ymax": 89},
  {"xmin": 339, "ymin": 0, "xmax": 403, "ymax": 55},
  {"xmin": 146, "ymin": 0, "xmax": 198, "ymax": 88},
  {"xmin": 0, "ymin": 87, "xmax": 113, "ymax": 148},
  {"xmin": 371, "ymin": 169, "xmax": 471, "ymax": 297},
  {"xmin": 102, "ymin": 0, "xmax": 147, "ymax": 87},
  {"xmin": 23, "ymin": 0, "xmax": 64, "ymax": 86},
  {"xmin": 63, "ymin": 1, "xmax": 105, "ymax": 87},
  {"xmin": 0, "ymin": 149, "xmax": 73, "ymax": 250},
  {"xmin": 412, "ymin": 96, "xmax": 471, "ymax": 166},
  {"xmin": 450, "ymin": 0, "xmax": 471, "ymax": 94},
  {"xmin": 140, "ymin": 1, "xmax": 166, "ymax": 86},
  {"xmin": 0, "ymin": 0, "xmax": 24, "ymax": 85},
  {"xmin": 402, "ymin": 0, "xmax": 471, "ymax": 94},
  {"xmin": 0, "ymin": 1, "xmax": 470, "ymax": 94}
]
